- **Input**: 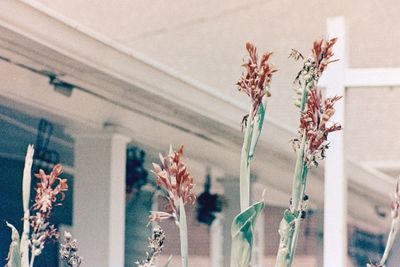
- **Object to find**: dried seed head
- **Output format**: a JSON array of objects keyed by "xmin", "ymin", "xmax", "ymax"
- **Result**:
[
  {"xmin": 60, "ymin": 231, "xmax": 82, "ymax": 267},
  {"xmin": 136, "ymin": 227, "xmax": 166, "ymax": 267}
]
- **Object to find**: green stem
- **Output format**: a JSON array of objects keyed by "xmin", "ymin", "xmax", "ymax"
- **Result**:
[
  {"xmin": 179, "ymin": 198, "xmax": 188, "ymax": 267},
  {"xmin": 21, "ymin": 145, "xmax": 34, "ymax": 267},
  {"xmin": 290, "ymin": 134, "xmax": 307, "ymax": 212},
  {"xmin": 287, "ymin": 165, "xmax": 309, "ymax": 265},
  {"xmin": 240, "ymin": 107, "xmax": 255, "ymax": 212},
  {"xmin": 29, "ymin": 253, "xmax": 35, "ymax": 267},
  {"xmin": 380, "ymin": 218, "xmax": 400, "ymax": 266},
  {"xmin": 276, "ymin": 78, "xmax": 312, "ymax": 267}
]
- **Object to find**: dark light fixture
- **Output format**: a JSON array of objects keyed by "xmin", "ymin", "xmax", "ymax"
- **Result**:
[
  {"xmin": 49, "ymin": 75, "xmax": 74, "ymax": 97},
  {"xmin": 196, "ymin": 170, "xmax": 225, "ymax": 226}
]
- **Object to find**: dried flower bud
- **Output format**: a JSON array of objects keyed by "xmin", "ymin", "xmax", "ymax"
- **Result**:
[
  {"xmin": 136, "ymin": 227, "xmax": 166, "ymax": 267},
  {"xmin": 60, "ymin": 231, "xmax": 82, "ymax": 267}
]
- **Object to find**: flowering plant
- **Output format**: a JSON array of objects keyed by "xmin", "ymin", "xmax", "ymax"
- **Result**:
[
  {"xmin": 135, "ymin": 38, "xmax": 342, "ymax": 267},
  {"xmin": 275, "ymin": 38, "xmax": 342, "ymax": 267},
  {"xmin": 5, "ymin": 145, "xmax": 81, "ymax": 267}
]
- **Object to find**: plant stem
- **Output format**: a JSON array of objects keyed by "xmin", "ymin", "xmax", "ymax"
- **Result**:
[
  {"xmin": 21, "ymin": 145, "xmax": 34, "ymax": 267},
  {"xmin": 276, "ymin": 79, "xmax": 311, "ymax": 267},
  {"xmin": 179, "ymin": 198, "xmax": 188, "ymax": 267},
  {"xmin": 288, "ymin": 164, "xmax": 309, "ymax": 264},
  {"xmin": 29, "ymin": 253, "xmax": 35, "ymax": 267},
  {"xmin": 380, "ymin": 217, "xmax": 400, "ymax": 266},
  {"xmin": 240, "ymin": 106, "xmax": 255, "ymax": 212}
]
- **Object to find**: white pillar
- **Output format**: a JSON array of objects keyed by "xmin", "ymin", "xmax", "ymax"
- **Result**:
[
  {"xmin": 323, "ymin": 16, "xmax": 348, "ymax": 267},
  {"xmin": 72, "ymin": 128, "xmax": 130, "ymax": 267},
  {"xmin": 217, "ymin": 177, "xmax": 240, "ymax": 267},
  {"xmin": 251, "ymin": 181, "xmax": 265, "ymax": 267},
  {"xmin": 210, "ymin": 216, "xmax": 224, "ymax": 267}
]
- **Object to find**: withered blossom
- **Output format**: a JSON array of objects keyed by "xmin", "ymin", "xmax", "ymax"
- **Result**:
[
  {"xmin": 312, "ymin": 38, "xmax": 338, "ymax": 75},
  {"xmin": 290, "ymin": 38, "xmax": 342, "ymax": 166},
  {"xmin": 291, "ymin": 38, "xmax": 338, "ymax": 96},
  {"xmin": 30, "ymin": 164, "xmax": 68, "ymax": 256},
  {"xmin": 237, "ymin": 42, "xmax": 277, "ymax": 120},
  {"xmin": 60, "ymin": 231, "xmax": 82, "ymax": 267},
  {"xmin": 150, "ymin": 145, "xmax": 195, "ymax": 222},
  {"xmin": 136, "ymin": 227, "xmax": 166, "ymax": 267},
  {"xmin": 293, "ymin": 88, "xmax": 342, "ymax": 167}
]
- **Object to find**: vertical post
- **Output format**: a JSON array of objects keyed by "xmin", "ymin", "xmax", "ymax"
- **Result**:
[
  {"xmin": 210, "ymin": 217, "xmax": 224, "ymax": 267},
  {"xmin": 72, "ymin": 128, "xmax": 130, "ymax": 267},
  {"xmin": 323, "ymin": 16, "xmax": 347, "ymax": 267},
  {"xmin": 251, "ymin": 181, "xmax": 265, "ymax": 267},
  {"xmin": 217, "ymin": 177, "xmax": 240, "ymax": 267}
]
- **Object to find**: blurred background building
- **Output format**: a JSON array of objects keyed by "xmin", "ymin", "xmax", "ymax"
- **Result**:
[{"xmin": 0, "ymin": 1, "xmax": 400, "ymax": 267}]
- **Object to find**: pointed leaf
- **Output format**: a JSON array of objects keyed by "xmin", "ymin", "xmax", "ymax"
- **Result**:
[
  {"xmin": 276, "ymin": 209, "xmax": 296, "ymax": 267},
  {"xmin": 5, "ymin": 222, "xmax": 21, "ymax": 267},
  {"xmin": 230, "ymin": 201, "xmax": 265, "ymax": 267},
  {"xmin": 248, "ymin": 96, "xmax": 267, "ymax": 159}
]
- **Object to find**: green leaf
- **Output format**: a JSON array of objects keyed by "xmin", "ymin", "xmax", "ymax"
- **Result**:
[
  {"xmin": 275, "ymin": 210, "xmax": 297, "ymax": 267},
  {"xmin": 248, "ymin": 95, "xmax": 267, "ymax": 159},
  {"xmin": 230, "ymin": 201, "xmax": 265, "ymax": 267},
  {"xmin": 162, "ymin": 255, "xmax": 173, "ymax": 267},
  {"xmin": 5, "ymin": 222, "xmax": 21, "ymax": 267}
]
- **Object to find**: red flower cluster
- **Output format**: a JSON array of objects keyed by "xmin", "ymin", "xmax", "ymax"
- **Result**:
[
  {"xmin": 150, "ymin": 145, "xmax": 195, "ymax": 222},
  {"xmin": 237, "ymin": 43, "xmax": 277, "ymax": 119},
  {"xmin": 297, "ymin": 89, "xmax": 342, "ymax": 166},
  {"xmin": 30, "ymin": 164, "xmax": 68, "ymax": 256},
  {"xmin": 312, "ymin": 38, "xmax": 338, "ymax": 76}
]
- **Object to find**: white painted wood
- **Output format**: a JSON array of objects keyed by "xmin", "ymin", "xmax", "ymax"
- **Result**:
[
  {"xmin": 323, "ymin": 16, "xmax": 347, "ymax": 267},
  {"xmin": 217, "ymin": 177, "xmax": 240, "ymax": 267},
  {"xmin": 210, "ymin": 217, "xmax": 224, "ymax": 267},
  {"xmin": 345, "ymin": 68, "xmax": 400, "ymax": 87},
  {"xmin": 72, "ymin": 128, "xmax": 130, "ymax": 267}
]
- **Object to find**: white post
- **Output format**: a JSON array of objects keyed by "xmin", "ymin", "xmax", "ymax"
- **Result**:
[
  {"xmin": 217, "ymin": 177, "xmax": 240, "ymax": 267},
  {"xmin": 72, "ymin": 128, "xmax": 130, "ymax": 267},
  {"xmin": 323, "ymin": 16, "xmax": 347, "ymax": 267},
  {"xmin": 210, "ymin": 216, "xmax": 224, "ymax": 267}
]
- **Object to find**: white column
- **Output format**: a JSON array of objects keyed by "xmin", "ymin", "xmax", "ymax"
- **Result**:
[
  {"xmin": 323, "ymin": 16, "xmax": 348, "ymax": 267},
  {"xmin": 217, "ymin": 177, "xmax": 240, "ymax": 267},
  {"xmin": 210, "ymin": 216, "xmax": 224, "ymax": 267},
  {"xmin": 72, "ymin": 128, "xmax": 130, "ymax": 267},
  {"xmin": 251, "ymin": 181, "xmax": 265, "ymax": 267}
]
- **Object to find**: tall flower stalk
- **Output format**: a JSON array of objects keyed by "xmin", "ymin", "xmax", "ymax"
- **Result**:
[
  {"xmin": 237, "ymin": 42, "xmax": 277, "ymax": 212},
  {"xmin": 5, "ymin": 145, "xmax": 69, "ymax": 267},
  {"xmin": 150, "ymin": 145, "xmax": 196, "ymax": 267},
  {"xmin": 367, "ymin": 178, "xmax": 400, "ymax": 267},
  {"xmin": 21, "ymin": 145, "xmax": 34, "ymax": 267},
  {"xmin": 229, "ymin": 43, "xmax": 276, "ymax": 267},
  {"xmin": 275, "ymin": 38, "xmax": 342, "ymax": 267}
]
